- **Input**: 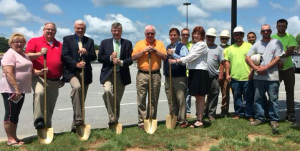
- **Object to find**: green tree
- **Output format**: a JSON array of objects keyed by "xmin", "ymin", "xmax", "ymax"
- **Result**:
[
  {"xmin": 0, "ymin": 37, "xmax": 9, "ymax": 52},
  {"xmin": 94, "ymin": 44, "xmax": 100, "ymax": 50},
  {"xmin": 296, "ymin": 33, "xmax": 300, "ymax": 46}
]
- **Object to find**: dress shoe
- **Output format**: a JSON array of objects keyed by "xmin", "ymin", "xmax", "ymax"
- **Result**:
[
  {"xmin": 35, "ymin": 121, "xmax": 45, "ymax": 129},
  {"xmin": 74, "ymin": 120, "xmax": 83, "ymax": 126}
]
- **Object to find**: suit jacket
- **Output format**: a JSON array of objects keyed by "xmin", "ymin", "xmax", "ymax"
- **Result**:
[
  {"xmin": 98, "ymin": 38, "xmax": 133, "ymax": 85},
  {"xmin": 62, "ymin": 34, "xmax": 96, "ymax": 84}
]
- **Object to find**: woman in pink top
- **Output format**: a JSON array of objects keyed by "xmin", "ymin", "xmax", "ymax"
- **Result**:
[{"xmin": 0, "ymin": 33, "xmax": 32, "ymax": 146}]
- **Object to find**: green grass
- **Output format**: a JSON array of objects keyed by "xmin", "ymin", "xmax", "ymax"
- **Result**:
[{"xmin": 1, "ymin": 117, "xmax": 300, "ymax": 151}]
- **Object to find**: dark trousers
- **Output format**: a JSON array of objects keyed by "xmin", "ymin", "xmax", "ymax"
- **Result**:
[
  {"xmin": 279, "ymin": 67, "xmax": 295, "ymax": 115},
  {"xmin": 2, "ymin": 93, "xmax": 25, "ymax": 123}
]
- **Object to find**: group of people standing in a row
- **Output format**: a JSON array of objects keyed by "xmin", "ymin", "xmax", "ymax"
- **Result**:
[{"xmin": 0, "ymin": 18, "xmax": 297, "ymax": 146}]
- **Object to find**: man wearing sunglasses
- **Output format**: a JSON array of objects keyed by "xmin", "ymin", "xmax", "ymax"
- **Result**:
[
  {"xmin": 204, "ymin": 28, "xmax": 224, "ymax": 122},
  {"xmin": 271, "ymin": 19, "xmax": 298, "ymax": 122},
  {"xmin": 132, "ymin": 25, "xmax": 167, "ymax": 129},
  {"xmin": 224, "ymin": 26, "xmax": 254, "ymax": 121},
  {"xmin": 246, "ymin": 24, "xmax": 283, "ymax": 130}
]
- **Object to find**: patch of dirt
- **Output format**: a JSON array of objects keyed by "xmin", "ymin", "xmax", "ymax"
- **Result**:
[
  {"xmin": 194, "ymin": 139, "xmax": 220, "ymax": 151},
  {"xmin": 248, "ymin": 134, "xmax": 280, "ymax": 142},
  {"xmin": 89, "ymin": 140, "xmax": 106, "ymax": 148},
  {"xmin": 126, "ymin": 147, "xmax": 148, "ymax": 151}
]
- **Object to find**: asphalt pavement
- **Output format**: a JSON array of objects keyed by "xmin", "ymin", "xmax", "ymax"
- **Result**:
[{"xmin": 0, "ymin": 63, "xmax": 300, "ymax": 141}]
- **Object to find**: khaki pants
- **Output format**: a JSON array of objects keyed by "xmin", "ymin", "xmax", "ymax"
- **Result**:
[
  {"xmin": 136, "ymin": 71, "xmax": 161, "ymax": 124},
  {"xmin": 102, "ymin": 72, "xmax": 125, "ymax": 123},
  {"xmin": 70, "ymin": 72, "xmax": 89, "ymax": 126},
  {"xmin": 165, "ymin": 76, "xmax": 186, "ymax": 123},
  {"xmin": 32, "ymin": 76, "xmax": 60, "ymax": 128},
  {"xmin": 219, "ymin": 73, "xmax": 230, "ymax": 114}
]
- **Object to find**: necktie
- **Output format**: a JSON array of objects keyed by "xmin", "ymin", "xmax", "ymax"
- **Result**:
[
  {"xmin": 115, "ymin": 40, "xmax": 120, "ymax": 71},
  {"xmin": 78, "ymin": 38, "xmax": 83, "ymax": 50}
]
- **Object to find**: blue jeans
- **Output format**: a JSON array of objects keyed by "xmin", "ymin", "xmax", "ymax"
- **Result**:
[
  {"xmin": 253, "ymin": 80, "xmax": 280, "ymax": 121},
  {"xmin": 230, "ymin": 79, "xmax": 254, "ymax": 117}
]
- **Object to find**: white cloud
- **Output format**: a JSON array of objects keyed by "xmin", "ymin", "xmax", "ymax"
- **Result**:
[
  {"xmin": 56, "ymin": 28, "xmax": 73, "ymax": 41},
  {"xmin": 91, "ymin": 0, "xmax": 182, "ymax": 8},
  {"xmin": 269, "ymin": 1, "xmax": 288, "ymax": 11},
  {"xmin": 43, "ymin": 3, "xmax": 62, "ymax": 14},
  {"xmin": 199, "ymin": 0, "xmax": 259, "ymax": 11},
  {"xmin": 177, "ymin": 4, "xmax": 210, "ymax": 18},
  {"xmin": 291, "ymin": 0, "xmax": 300, "ymax": 11},
  {"xmin": 256, "ymin": 17, "xmax": 266, "ymax": 25},
  {"xmin": 0, "ymin": 0, "xmax": 47, "ymax": 24},
  {"xmin": 12, "ymin": 27, "xmax": 39, "ymax": 38},
  {"xmin": 287, "ymin": 16, "xmax": 300, "ymax": 36},
  {"xmin": 0, "ymin": 20, "xmax": 17, "ymax": 26},
  {"xmin": 83, "ymin": 14, "xmax": 147, "ymax": 45}
]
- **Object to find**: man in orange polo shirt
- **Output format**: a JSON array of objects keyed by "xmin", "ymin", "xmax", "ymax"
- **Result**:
[{"xmin": 132, "ymin": 25, "xmax": 167, "ymax": 129}]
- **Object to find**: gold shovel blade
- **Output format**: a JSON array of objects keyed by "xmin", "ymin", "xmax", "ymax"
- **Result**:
[
  {"xmin": 76, "ymin": 124, "xmax": 91, "ymax": 141},
  {"xmin": 144, "ymin": 119, "xmax": 157, "ymax": 134},
  {"xmin": 109, "ymin": 123, "xmax": 123, "ymax": 134},
  {"xmin": 37, "ymin": 128, "xmax": 54, "ymax": 144},
  {"xmin": 166, "ymin": 115, "xmax": 178, "ymax": 129}
]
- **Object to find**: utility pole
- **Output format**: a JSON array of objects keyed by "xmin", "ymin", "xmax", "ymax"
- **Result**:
[
  {"xmin": 231, "ymin": 0, "xmax": 237, "ymax": 44},
  {"xmin": 183, "ymin": 2, "xmax": 191, "ymax": 29}
]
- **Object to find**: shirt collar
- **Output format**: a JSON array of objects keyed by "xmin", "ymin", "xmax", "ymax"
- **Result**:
[
  {"xmin": 113, "ymin": 38, "xmax": 121, "ymax": 44},
  {"xmin": 75, "ymin": 34, "xmax": 83, "ymax": 42},
  {"xmin": 171, "ymin": 41, "xmax": 180, "ymax": 48},
  {"xmin": 145, "ymin": 39, "xmax": 157, "ymax": 47}
]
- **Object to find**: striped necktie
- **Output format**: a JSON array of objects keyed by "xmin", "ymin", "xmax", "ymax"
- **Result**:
[{"xmin": 115, "ymin": 40, "xmax": 120, "ymax": 71}]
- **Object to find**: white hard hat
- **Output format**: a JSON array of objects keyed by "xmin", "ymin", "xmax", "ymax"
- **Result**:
[
  {"xmin": 233, "ymin": 26, "xmax": 244, "ymax": 33},
  {"xmin": 250, "ymin": 54, "xmax": 261, "ymax": 66},
  {"xmin": 206, "ymin": 28, "xmax": 217, "ymax": 37},
  {"xmin": 219, "ymin": 30, "xmax": 230, "ymax": 38}
]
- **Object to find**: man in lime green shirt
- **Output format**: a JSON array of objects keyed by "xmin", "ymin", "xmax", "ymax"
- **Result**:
[
  {"xmin": 224, "ymin": 26, "xmax": 254, "ymax": 120},
  {"xmin": 271, "ymin": 18, "xmax": 298, "ymax": 122}
]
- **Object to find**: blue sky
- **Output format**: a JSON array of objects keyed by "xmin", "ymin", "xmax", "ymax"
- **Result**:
[{"xmin": 0, "ymin": 0, "xmax": 300, "ymax": 46}]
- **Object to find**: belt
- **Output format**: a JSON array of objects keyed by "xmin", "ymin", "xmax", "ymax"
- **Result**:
[
  {"xmin": 138, "ymin": 70, "xmax": 160, "ymax": 74},
  {"xmin": 47, "ymin": 78, "xmax": 60, "ymax": 81}
]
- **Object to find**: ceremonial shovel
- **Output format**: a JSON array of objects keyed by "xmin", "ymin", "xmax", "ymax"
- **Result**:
[
  {"xmin": 76, "ymin": 55, "xmax": 91, "ymax": 140},
  {"xmin": 144, "ymin": 51, "xmax": 157, "ymax": 134},
  {"xmin": 166, "ymin": 62, "xmax": 177, "ymax": 129},
  {"xmin": 38, "ymin": 48, "xmax": 54, "ymax": 144}
]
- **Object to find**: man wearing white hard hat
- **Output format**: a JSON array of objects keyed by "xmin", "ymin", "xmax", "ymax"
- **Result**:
[
  {"xmin": 245, "ymin": 24, "xmax": 283, "ymax": 130},
  {"xmin": 218, "ymin": 30, "xmax": 231, "ymax": 117},
  {"xmin": 224, "ymin": 26, "xmax": 254, "ymax": 121},
  {"xmin": 203, "ymin": 28, "xmax": 223, "ymax": 122},
  {"xmin": 271, "ymin": 19, "xmax": 298, "ymax": 122}
]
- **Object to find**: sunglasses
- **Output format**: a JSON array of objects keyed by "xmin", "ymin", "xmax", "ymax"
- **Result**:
[
  {"xmin": 146, "ymin": 32, "xmax": 155, "ymax": 36},
  {"xmin": 261, "ymin": 29, "xmax": 271, "ymax": 32},
  {"xmin": 233, "ymin": 33, "xmax": 243, "ymax": 37},
  {"xmin": 206, "ymin": 36, "xmax": 215, "ymax": 39},
  {"xmin": 221, "ymin": 38, "xmax": 229, "ymax": 40}
]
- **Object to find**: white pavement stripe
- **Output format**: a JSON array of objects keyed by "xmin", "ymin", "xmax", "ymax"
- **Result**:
[{"xmin": 58, "ymin": 100, "xmax": 168, "ymax": 111}]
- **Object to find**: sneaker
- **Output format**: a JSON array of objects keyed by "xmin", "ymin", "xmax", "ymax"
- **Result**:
[
  {"xmin": 232, "ymin": 115, "xmax": 240, "ymax": 120},
  {"xmin": 286, "ymin": 114, "xmax": 296, "ymax": 122},
  {"xmin": 270, "ymin": 121, "xmax": 279, "ymax": 129},
  {"xmin": 208, "ymin": 116, "xmax": 215, "ymax": 122},
  {"xmin": 250, "ymin": 119, "xmax": 262, "ymax": 126}
]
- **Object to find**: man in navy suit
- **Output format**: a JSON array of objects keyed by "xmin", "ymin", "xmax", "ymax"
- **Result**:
[
  {"xmin": 98, "ymin": 22, "xmax": 133, "ymax": 126},
  {"xmin": 62, "ymin": 20, "xmax": 96, "ymax": 132}
]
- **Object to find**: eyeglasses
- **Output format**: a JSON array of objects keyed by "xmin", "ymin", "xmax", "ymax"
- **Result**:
[
  {"xmin": 261, "ymin": 29, "xmax": 271, "ymax": 33},
  {"xmin": 221, "ymin": 38, "xmax": 229, "ymax": 40},
  {"xmin": 146, "ymin": 32, "xmax": 155, "ymax": 36},
  {"xmin": 12, "ymin": 41, "xmax": 24, "ymax": 44},
  {"xmin": 233, "ymin": 33, "xmax": 243, "ymax": 37},
  {"xmin": 45, "ymin": 28, "xmax": 56, "ymax": 31},
  {"xmin": 206, "ymin": 36, "xmax": 215, "ymax": 39},
  {"xmin": 181, "ymin": 34, "xmax": 190, "ymax": 36}
]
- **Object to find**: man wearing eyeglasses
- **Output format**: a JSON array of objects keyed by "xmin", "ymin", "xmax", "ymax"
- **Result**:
[
  {"xmin": 218, "ymin": 30, "xmax": 231, "ymax": 117},
  {"xmin": 180, "ymin": 28, "xmax": 194, "ymax": 119},
  {"xmin": 204, "ymin": 28, "xmax": 224, "ymax": 122},
  {"xmin": 132, "ymin": 25, "xmax": 167, "ymax": 129},
  {"xmin": 98, "ymin": 22, "xmax": 133, "ymax": 126},
  {"xmin": 26, "ymin": 22, "xmax": 64, "ymax": 129},
  {"xmin": 271, "ymin": 19, "xmax": 298, "ymax": 122},
  {"xmin": 246, "ymin": 24, "xmax": 283, "ymax": 130},
  {"xmin": 224, "ymin": 26, "xmax": 254, "ymax": 121}
]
